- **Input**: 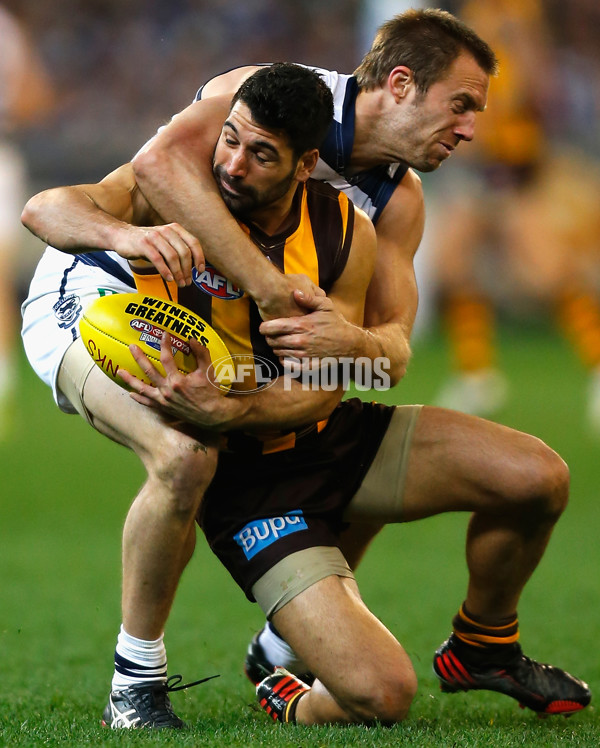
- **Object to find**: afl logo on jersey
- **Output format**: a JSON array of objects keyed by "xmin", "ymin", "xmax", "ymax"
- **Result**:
[{"xmin": 192, "ymin": 265, "xmax": 244, "ymax": 300}]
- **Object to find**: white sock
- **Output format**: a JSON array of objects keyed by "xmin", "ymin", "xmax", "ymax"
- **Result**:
[
  {"xmin": 258, "ymin": 622, "xmax": 310, "ymax": 675},
  {"xmin": 111, "ymin": 625, "xmax": 168, "ymax": 692}
]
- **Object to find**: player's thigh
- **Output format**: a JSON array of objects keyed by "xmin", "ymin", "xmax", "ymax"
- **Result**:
[
  {"xmin": 272, "ymin": 575, "xmax": 414, "ymax": 699},
  {"xmin": 59, "ymin": 338, "xmax": 199, "ymax": 459},
  {"xmin": 339, "ymin": 522, "xmax": 384, "ymax": 569},
  {"xmin": 401, "ymin": 405, "xmax": 560, "ymax": 519}
]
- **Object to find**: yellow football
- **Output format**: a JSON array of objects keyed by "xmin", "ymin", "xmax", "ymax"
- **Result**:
[{"xmin": 79, "ymin": 292, "xmax": 233, "ymax": 391}]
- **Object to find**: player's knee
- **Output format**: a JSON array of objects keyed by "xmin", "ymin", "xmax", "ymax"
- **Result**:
[
  {"xmin": 343, "ymin": 667, "xmax": 417, "ymax": 725},
  {"xmin": 514, "ymin": 437, "xmax": 570, "ymax": 519},
  {"xmin": 149, "ymin": 432, "xmax": 218, "ymax": 514}
]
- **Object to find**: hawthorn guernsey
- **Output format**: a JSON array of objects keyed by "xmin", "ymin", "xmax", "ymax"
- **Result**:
[
  {"xmin": 193, "ymin": 264, "xmax": 244, "ymax": 300},
  {"xmin": 79, "ymin": 292, "xmax": 233, "ymax": 389}
]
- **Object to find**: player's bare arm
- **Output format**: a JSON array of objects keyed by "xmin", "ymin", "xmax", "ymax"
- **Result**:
[
  {"xmin": 119, "ymin": 208, "xmax": 377, "ymax": 432},
  {"xmin": 260, "ymin": 170, "xmax": 424, "ymax": 385},
  {"xmin": 21, "ymin": 163, "xmax": 205, "ymax": 288},
  {"xmin": 362, "ymin": 170, "xmax": 424, "ymax": 382},
  {"xmin": 120, "ymin": 335, "xmax": 341, "ymax": 432},
  {"xmin": 132, "ymin": 93, "xmax": 323, "ymax": 319}
]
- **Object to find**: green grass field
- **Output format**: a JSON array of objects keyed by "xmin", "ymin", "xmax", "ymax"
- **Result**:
[{"xmin": 2, "ymin": 321, "xmax": 599, "ymax": 746}]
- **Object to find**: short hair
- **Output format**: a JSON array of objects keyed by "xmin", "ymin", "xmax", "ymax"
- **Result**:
[
  {"xmin": 354, "ymin": 8, "xmax": 498, "ymax": 94},
  {"xmin": 231, "ymin": 63, "xmax": 334, "ymax": 158}
]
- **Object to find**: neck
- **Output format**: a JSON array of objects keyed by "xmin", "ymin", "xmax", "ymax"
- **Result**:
[
  {"xmin": 246, "ymin": 184, "xmax": 301, "ymax": 236},
  {"xmin": 350, "ymin": 88, "xmax": 397, "ymax": 171}
]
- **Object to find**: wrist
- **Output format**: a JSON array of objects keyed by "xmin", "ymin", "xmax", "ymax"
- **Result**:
[
  {"xmin": 103, "ymin": 220, "xmax": 134, "ymax": 254},
  {"xmin": 362, "ymin": 328, "xmax": 387, "ymax": 360},
  {"xmin": 246, "ymin": 263, "xmax": 286, "ymax": 306},
  {"xmin": 210, "ymin": 391, "xmax": 251, "ymax": 431}
]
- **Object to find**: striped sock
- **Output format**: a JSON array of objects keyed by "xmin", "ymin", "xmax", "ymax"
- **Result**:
[
  {"xmin": 111, "ymin": 625, "xmax": 168, "ymax": 692},
  {"xmin": 452, "ymin": 603, "xmax": 519, "ymax": 649}
]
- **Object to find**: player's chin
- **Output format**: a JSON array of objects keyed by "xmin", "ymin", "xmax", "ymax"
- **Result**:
[
  {"xmin": 222, "ymin": 194, "xmax": 251, "ymax": 217},
  {"xmin": 419, "ymin": 158, "xmax": 444, "ymax": 173}
]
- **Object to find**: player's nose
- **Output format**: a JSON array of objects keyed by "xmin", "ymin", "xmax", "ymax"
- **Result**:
[
  {"xmin": 455, "ymin": 111, "xmax": 476, "ymax": 142},
  {"xmin": 227, "ymin": 150, "xmax": 248, "ymax": 177}
]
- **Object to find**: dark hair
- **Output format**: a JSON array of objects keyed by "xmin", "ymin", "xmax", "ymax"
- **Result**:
[
  {"xmin": 231, "ymin": 63, "xmax": 334, "ymax": 158},
  {"xmin": 354, "ymin": 8, "xmax": 498, "ymax": 95}
]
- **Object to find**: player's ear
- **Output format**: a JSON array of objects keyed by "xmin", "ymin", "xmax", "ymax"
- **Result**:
[
  {"xmin": 388, "ymin": 66, "xmax": 414, "ymax": 102},
  {"xmin": 295, "ymin": 148, "xmax": 319, "ymax": 182}
]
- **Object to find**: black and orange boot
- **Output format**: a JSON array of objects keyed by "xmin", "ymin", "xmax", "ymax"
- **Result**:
[{"xmin": 256, "ymin": 667, "xmax": 311, "ymax": 723}]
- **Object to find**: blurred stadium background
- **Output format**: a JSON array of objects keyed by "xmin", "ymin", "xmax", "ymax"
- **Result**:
[
  {"xmin": 8, "ymin": 0, "xmax": 600, "ymax": 418},
  {"xmin": 2, "ymin": 0, "xmax": 600, "ymax": 744},
  {"xmin": 8, "ymin": 0, "xmax": 600, "ymax": 333}
]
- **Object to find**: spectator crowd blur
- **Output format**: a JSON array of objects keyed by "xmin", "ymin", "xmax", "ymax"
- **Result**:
[
  {"xmin": 9, "ymin": 0, "xmax": 360, "ymax": 186},
  {"xmin": 428, "ymin": 0, "xmax": 600, "ymax": 428},
  {"xmin": 8, "ymin": 0, "xmax": 600, "ymax": 428}
]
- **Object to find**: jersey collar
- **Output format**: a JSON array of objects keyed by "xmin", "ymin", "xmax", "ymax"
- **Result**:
[{"xmin": 318, "ymin": 76, "xmax": 358, "ymax": 175}]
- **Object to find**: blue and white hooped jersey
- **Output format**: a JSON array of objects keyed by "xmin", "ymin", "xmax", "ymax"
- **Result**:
[{"xmin": 196, "ymin": 65, "xmax": 409, "ymax": 225}]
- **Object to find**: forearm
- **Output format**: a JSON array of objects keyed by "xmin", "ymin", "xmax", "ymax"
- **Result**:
[
  {"xmin": 361, "ymin": 322, "xmax": 412, "ymax": 387},
  {"xmin": 132, "ymin": 113, "xmax": 287, "ymax": 309},
  {"xmin": 262, "ymin": 307, "xmax": 412, "ymax": 387},
  {"xmin": 199, "ymin": 380, "xmax": 342, "ymax": 434},
  {"xmin": 21, "ymin": 186, "xmax": 130, "ymax": 252},
  {"xmin": 168, "ymin": 184, "xmax": 284, "ymax": 308},
  {"xmin": 321, "ymin": 317, "xmax": 411, "ymax": 387},
  {"xmin": 357, "ymin": 168, "xmax": 423, "ymax": 386}
]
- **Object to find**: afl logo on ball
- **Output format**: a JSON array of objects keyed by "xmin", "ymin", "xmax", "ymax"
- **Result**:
[
  {"xmin": 129, "ymin": 318, "xmax": 191, "ymax": 355},
  {"xmin": 192, "ymin": 265, "xmax": 244, "ymax": 300}
]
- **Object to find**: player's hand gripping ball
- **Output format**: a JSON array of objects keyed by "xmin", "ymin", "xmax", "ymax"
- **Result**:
[{"xmin": 79, "ymin": 292, "xmax": 233, "ymax": 392}]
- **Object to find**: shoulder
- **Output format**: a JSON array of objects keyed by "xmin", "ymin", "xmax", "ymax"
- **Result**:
[
  {"xmin": 305, "ymin": 66, "xmax": 345, "ymax": 96},
  {"xmin": 378, "ymin": 168, "xmax": 424, "ymax": 225}
]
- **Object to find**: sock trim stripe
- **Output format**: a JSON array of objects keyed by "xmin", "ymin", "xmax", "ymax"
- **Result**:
[
  {"xmin": 284, "ymin": 688, "xmax": 308, "ymax": 724},
  {"xmin": 454, "ymin": 631, "xmax": 520, "ymax": 646},
  {"xmin": 114, "ymin": 653, "xmax": 167, "ymax": 676},
  {"xmin": 458, "ymin": 605, "xmax": 518, "ymax": 631}
]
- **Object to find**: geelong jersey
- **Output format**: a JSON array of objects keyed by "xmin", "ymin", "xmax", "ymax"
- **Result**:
[
  {"xmin": 196, "ymin": 66, "xmax": 409, "ymax": 224},
  {"xmin": 131, "ymin": 179, "xmax": 354, "ymax": 393}
]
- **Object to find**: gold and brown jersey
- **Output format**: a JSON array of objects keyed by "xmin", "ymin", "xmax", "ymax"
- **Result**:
[{"xmin": 131, "ymin": 179, "xmax": 355, "ymax": 392}]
